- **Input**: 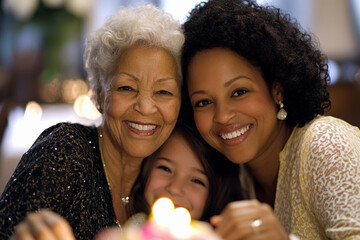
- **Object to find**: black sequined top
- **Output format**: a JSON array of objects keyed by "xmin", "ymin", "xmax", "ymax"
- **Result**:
[{"xmin": 0, "ymin": 122, "xmax": 119, "ymax": 240}]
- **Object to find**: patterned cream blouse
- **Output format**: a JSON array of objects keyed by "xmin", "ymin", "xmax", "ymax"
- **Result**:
[{"xmin": 274, "ymin": 116, "xmax": 360, "ymax": 239}]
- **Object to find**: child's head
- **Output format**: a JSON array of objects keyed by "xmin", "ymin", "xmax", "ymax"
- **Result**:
[{"xmin": 127, "ymin": 123, "xmax": 245, "ymax": 221}]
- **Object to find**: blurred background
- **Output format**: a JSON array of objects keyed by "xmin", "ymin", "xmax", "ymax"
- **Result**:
[{"xmin": 0, "ymin": 0, "xmax": 359, "ymax": 193}]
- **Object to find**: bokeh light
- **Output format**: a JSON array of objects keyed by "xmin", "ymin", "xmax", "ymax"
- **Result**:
[
  {"xmin": 39, "ymin": 79, "xmax": 61, "ymax": 103},
  {"xmin": 152, "ymin": 197, "xmax": 175, "ymax": 228},
  {"xmin": 23, "ymin": 101, "xmax": 42, "ymax": 121},
  {"xmin": 170, "ymin": 207, "xmax": 192, "ymax": 238},
  {"xmin": 61, "ymin": 78, "xmax": 89, "ymax": 104},
  {"xmin": 73, "ymin": 91, "xmax": 101, "ymax": 120}
]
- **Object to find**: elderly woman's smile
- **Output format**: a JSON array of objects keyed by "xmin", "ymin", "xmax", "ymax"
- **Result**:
[{"xmin": 126, "ymin": 121, "xmax": 158, "ymax": 132}]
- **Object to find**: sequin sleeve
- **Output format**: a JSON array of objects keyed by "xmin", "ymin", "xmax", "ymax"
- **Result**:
[{"xmin": 0, "ymin": 123, "xmax": 114, "ymax": 240}]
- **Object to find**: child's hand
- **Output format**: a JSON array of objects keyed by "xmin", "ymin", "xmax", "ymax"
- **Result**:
[
  {"xmin": 10, "ymin": 209, "xmax": 75, "ymax": 240},
  {"xmin": 210, "ymin": 200, "xmax": 289, "ymax": 240}
]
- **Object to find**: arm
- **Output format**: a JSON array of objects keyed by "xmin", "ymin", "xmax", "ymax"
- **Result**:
[
  {"xmin": 306, "ymin": 120, "xmax": 360, "ymax": 239},
  {"xmin": 0, "ymin": 123, "xmax": 89, "ymax": 239}
]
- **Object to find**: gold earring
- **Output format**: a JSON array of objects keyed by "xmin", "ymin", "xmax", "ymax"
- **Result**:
[{"xmin": 277, "ymin": 100, "xmax": 287, "ymax": 120}]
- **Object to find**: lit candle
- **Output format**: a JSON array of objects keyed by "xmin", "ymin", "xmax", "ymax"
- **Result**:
[
  {"xmin": 170, "ymin": 207, "xmax": 192, "ymax": 238},
  {"xmin": 131, "ymin": 197, "xmax": 221, "ymax": 240},
  {"xmin": 151, "ymin": 197, "xmax": 193, "ymax": 239},
  {"xmin": 152, "ymin": 197, "xmax": 175, "ymax": 228}
]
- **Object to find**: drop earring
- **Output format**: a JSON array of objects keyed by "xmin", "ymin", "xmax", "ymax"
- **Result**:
[{"xmin": 277, "ymin": 100, "xmax": 287, "ymax": 120}]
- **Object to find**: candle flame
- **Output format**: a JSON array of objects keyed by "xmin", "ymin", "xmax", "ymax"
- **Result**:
[
  {"xmin": 152, "ymin": 197, "xmax": 193, "ymax": 239},
  {"xmin": 170, "ymin": 207, "xmax": 192, "ymax": 238},
  {"xmin": 152, "ymin": 197, "xmax": 175, "ymax": 227}
]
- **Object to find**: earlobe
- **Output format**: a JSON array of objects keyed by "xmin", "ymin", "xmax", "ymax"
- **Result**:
[
  {"xmin": 271, "ymin": 80, "xmax": 284, "ymax": 102},
  {"xmin": 272, "ymin": 81, "xmax": 287, "ymax": 120}
]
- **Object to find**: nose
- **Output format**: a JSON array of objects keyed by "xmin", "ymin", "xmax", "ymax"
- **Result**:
[
  {"xmin": 213, "ymin": 101, "xmax": 236, "ymax": 124},
  {"xmin": 134, "ymin": 93, "xmax": 157, "ymax": 115},
  {"xmin": 165, "ymin": 176, "xmax": 184, "ymax": 196}
]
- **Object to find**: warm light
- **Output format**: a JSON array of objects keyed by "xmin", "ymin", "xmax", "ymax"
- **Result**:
[
  {"xmin": 151, "ymin": 197, "xmax": 194, "ymax": 239},
  {"xmin": 170, "ymin": 207, "xmax": 192, "ymax": 239},
  {"xmin": 65, "ymin": 0, "xmax": 92, "ymax": 17},
  {"xmin": 73, "ymin": 94, "xmax": 101, "ymax": 120},
  {"xmin": 24, "ymin": 101, "xmax": 42, "ymax": 121},
  {"xmin": 62, "ymin": 79, "xmax": 88, "ymax": 104},
  {"xmin": 40, "ymin": 79, "xmax": 61, "ymax": 103},
  {"xmin": 152, "ymin": 197, "xmax": 175, "ymax": 228}
]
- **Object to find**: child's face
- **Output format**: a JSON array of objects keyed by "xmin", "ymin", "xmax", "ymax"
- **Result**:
[{"xmin": 144, "ymin": 132, "xmax": 209, "ymax": 219}]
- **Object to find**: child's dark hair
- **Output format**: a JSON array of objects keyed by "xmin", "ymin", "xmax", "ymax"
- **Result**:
[{"xmin": 127, "ymin": 122, "xmax": 245, "ymax": 221}]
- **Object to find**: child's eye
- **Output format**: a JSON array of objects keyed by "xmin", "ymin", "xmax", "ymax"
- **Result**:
[
  {"xmin": 157, "ymin": 165, "xmax": 171, "ymax": 173},
  {"xmin": 191, "ymin": 178, "xmax": 206, "ymax": 187},
  {"xmin": 118, "ymin": 86, "xmax": 134, "ymax": 91},
  {"xmin": 195, "ymin": 99, "xmax": 212, "ymax": 108},
  {"xmin": 232, "ymin": 89, "xmax": 248, "ymax": 97}
]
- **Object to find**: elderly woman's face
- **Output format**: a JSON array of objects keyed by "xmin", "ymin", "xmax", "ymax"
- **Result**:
[{"xmin": 103, "ymin": 45, "xmax": 181, "ymax": 158}]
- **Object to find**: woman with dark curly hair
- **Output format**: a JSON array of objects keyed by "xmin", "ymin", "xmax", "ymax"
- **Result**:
[{"xmin": 180, "ymin": 0, "xmax": 360, "ymax": 239}]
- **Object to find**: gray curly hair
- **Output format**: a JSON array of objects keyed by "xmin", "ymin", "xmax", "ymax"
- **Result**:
[{"xmin": 83, "ymin": 4, "xmax": 184, "ymax": 106}]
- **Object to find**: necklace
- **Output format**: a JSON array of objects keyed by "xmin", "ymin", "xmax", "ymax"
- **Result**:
[{"xmin": 98, "ymin": 129, "xmax": 130, "ymax": 206}]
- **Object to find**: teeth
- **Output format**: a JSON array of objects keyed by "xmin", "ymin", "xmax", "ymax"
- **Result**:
[
  {"xmin": 221, "ymin": 125, "xmax": 250, "ymax": 140},
  {"xmin": 128, "ymin": 122, "xmax": 156, "ymax": 131}
]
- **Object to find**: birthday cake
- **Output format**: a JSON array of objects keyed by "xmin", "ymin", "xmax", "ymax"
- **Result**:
[
  {"xmin": 94, "ymin": 197, "xmax": 221, "ymax": 240},
  {"xmin": 120, "ymin": 219, "xmax": 220, "ymax": 240},
  {"xmin": 123, "ymin": 197, "xmax": 220, "ymax": 240}
]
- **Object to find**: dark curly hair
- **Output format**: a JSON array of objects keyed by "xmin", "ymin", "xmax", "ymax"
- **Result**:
[{"xmin": 181, "ymin": 0, "xmax": 331, "ymax": 127}]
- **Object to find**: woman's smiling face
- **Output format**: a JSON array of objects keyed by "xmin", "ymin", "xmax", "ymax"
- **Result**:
[
  {"xmin": 187, "ymin": 47, "xmax": 280, "ymax": 165},
  {"xmin": 102, "ymin": 45, "xmax": 181, "ymax": 158}
]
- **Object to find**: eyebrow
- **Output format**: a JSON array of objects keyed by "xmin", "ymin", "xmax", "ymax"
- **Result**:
[
  {"xmin": 118, "ymin": 72, "xmax": 177, "ymax": 83},
  {"xmin": 224, "ymin": 75, "xmax": 251, "ymax": 87},
  {"xmin": 190, "ymin": 75, "xmax": 251, "ymax": 97},
  {"xmin": 156, "ymin": 157, "xmax": 207, "ymax": 175}
]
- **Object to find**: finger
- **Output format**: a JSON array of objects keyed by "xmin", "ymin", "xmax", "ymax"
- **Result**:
[
  {"xmin": 215, "ymin": 201, "xmax": 270, "ymax": 239},
  {"xmin": 27, "ymin": 213, "xmax": 57, "ymax": 240},
  {"xmin": 210, "ymin": 215, "xmax": 223, "ymax": 227},
  {"xmin": 217, "ymin": 218, "xmax": 251, "ymax": 240},
  {"xmin": 224, "ymin": 212, "xmax": 286, "ymax": 240},
  {"xmin": 216, "ymin": 204, "xmax": 251, "ymax": 235},
  {"xmin": 221, "ymin": 200, "xmax": 263, "ymax": 220},
  {"xmin": 11, "ymin": 222, "xmax": 35, "ymax": 240},
  {"xmin": 40, "ymin": 210, "xmax": 75, "ymax": 240}
]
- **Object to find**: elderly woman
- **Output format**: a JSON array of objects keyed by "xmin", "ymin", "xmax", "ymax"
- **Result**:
[{"xmin": 0, "ymin": 4, "xmax": 184, "ymax": 240}]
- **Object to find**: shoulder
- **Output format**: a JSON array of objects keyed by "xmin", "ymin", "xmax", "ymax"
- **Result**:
[
  {"xmin": 307, "ymin": 115, "xmax": 359, "ymax": 133},
  {"xmin": 20, "ymin": 122, "xmax": 99, "ymax": 170},
  {"xmin": 28, "ymin": 122, "xmax": 97, "ymax": 152},
  {"xmin": 290, "ymin": 116, "xmax": 360, "ymax": 170},
  {"xmin": 303, "ymin": 116, "xmax": 360, "ymax": 147},
  {"xmin": 32, "ymin": 122, "xmax": 96, "ymax": 145},
  {"xmin": 298, "ymin": 116, "xmax": 360, "ymax": 169},
  {"xmin": 12, "ymin": 122, "xmax": 100, "ymax": 192}
]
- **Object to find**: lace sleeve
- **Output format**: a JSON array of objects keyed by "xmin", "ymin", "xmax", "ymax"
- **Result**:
[{"xmin": 306, "ymin": 119, "xmax": 360, "ymax": 239}]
